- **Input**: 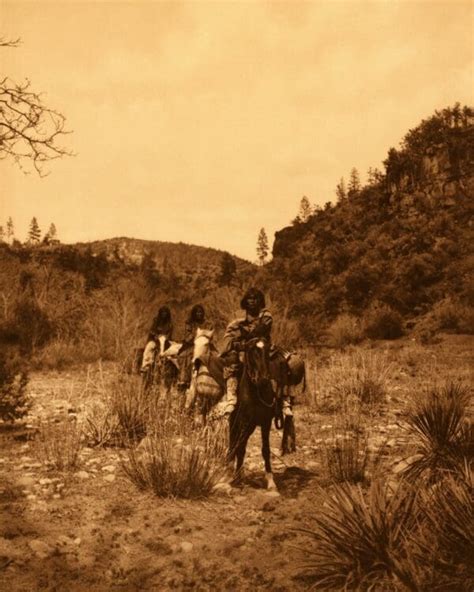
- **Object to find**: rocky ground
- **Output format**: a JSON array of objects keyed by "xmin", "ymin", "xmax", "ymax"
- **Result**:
[{"xmin": 1, "ymin": 335, "xmax": 472, "ymax": 591}]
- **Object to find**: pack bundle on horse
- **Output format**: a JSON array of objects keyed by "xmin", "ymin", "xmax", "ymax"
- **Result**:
[
  {"xmin": 189, "ymin": 328, "xmax": 225, "ymax": 419},
  {"xmin": 269, "ymin": 348, "xmax": 306, "ymax": 454},
  {"xmin": 141, "ymin": 335, "xmax": 181, "ymax": 395}
]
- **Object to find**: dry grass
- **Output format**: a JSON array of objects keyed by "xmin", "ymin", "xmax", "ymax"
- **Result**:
[
  {"xmin": 322, "ymin": 416, "xmax": 384, "ymax": 484},
  {"xmin": 313, "ymin": 350, "xmax": 397, "ymax": 413},
  {"xmin": 34, "ymin": 419, "xmax": 83, "ymax": 471}
]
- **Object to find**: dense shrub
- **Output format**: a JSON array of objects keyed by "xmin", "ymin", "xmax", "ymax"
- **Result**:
[
  {"xmin": 432, "ymin": 298, "xmax": 474, "ymax": 334},
  {"xmin": 12, "ymin": 300, "xmax": 55, "ymax": 352},
  {"xmin": 326, "ymin": 314, "xmax": 363, "ymax": 348},
  {"xmin": 0, "ymin": 353, "xmax": 30, "ymax": 422},
  {"xmin": 363, "ymin": 303, "xmax": 404, "ymax": 340}
]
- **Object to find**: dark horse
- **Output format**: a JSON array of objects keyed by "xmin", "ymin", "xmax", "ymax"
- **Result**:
[{"xmin": 228, "ymin": 337, "xmax": 278, "ymax": 490}]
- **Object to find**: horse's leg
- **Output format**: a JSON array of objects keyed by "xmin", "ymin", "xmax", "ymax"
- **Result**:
[
  {"xmin": 288, "ymin": 415, "xmax": 296, "ymax": 452},
  {"xmin": 261, "ymin": 419, "xmax": 277, "ymax": 490},
  {"xmin": 235, "ymin": 422, "xmax": 255, "ymax": 483},
  {"xmin": 281, "ymin": 416, "xmax": 296, "ymax": 455},
  {"xmin": 281, "ymin": 417, "xmax": 289, "ymax": 456}
]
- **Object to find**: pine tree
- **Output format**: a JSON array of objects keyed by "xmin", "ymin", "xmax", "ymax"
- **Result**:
[
  {"xmin": 27, "ymin": 217, "xmax": 41, "ymax": 244},
  {"xmin": 335, "ymin": 178, "xmax": 346, "ymax": 202},
  {"xmin": 367, "ymin": 167, "xmax": 383, "ymax": 186},
  {"xmin": 256, "ymin": 228, "xmax": 269, "ymax": 266},
  {"xmin": 43, "ymin": 222, "xmax": 58, "ymax": 244},
  {"xmin": 297, "ymin": 196, "xmax": 313, "ymax": 223},
  {"xmin": 348, "ymin": 168, "xmax": 361, "ymax": 196},
  {"xmin": 0, "ymin": 226, "xmax": 4, "ymax": 242},
  {"xmin": 6, "ymin": 217, "xmax": 14, "ymax": 243}
]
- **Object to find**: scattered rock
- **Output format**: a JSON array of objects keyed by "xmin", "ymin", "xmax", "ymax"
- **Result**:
[
  {"xmin": 264, "ymin": 490, "xmax": 280, "ymax": 498},
  {"xmin": 29, "ymin": 539, "xmax": 55, "ymax": 559},
  {"xmin": 76, "ymin": 471, "xmax": 90, "ymax": 480},
  {"xmin": 103, "ymin": 474, "xmax": 116, "ymax": 483},
  {"xmin": 101, "ymin": 465, "xmax": 116, "ymax": 473},
  {"xmin": 39, "ymin": 478, "xmax": 53, "ymax": 486},
  {"xmin": 212, "ymin": 482, "xmax": 232, "ymax": 495},
  {"xmin": 180, "ymin": 542, "xmax": 193, "ymax": 553},
  {"xmin": 261, "ymin": 501, "xmax": 276, "ymax": 512},
  {"xmin": 17, "ymin": 475, "xmax": 35, "ymax": 487}
]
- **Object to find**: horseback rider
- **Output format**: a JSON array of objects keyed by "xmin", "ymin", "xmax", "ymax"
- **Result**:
[
  {"xmin": 218, "ymin": 287, "xmax": 293, "ymax": 417},
  {"xmin": 178, "ymin": 304, "xmax": 215, "ymax": 391},
  {"xmin": 141, "ymin": 305, "xmax": 174, "ymax": 372}
]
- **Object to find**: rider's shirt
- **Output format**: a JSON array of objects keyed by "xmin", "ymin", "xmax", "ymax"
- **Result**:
[{"xmin": 221, "ymin": 308, "xmax": 273, "ymax": 355}]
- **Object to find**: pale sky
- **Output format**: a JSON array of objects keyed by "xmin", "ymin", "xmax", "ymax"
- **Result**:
[{"xmin": 1, "ymin": 0, "xmax": 472, "ymax": 260}]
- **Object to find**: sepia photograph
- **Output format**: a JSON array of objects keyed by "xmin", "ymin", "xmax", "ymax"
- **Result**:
[{"xmin": 0, "ymin": 1, "xmax": 473, "ymax": 590}]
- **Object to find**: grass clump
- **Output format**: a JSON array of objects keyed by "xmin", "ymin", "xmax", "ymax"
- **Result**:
[
  {"xmin": 322, "ymin": 417, "xmax": 380, "ymax": 484},
  {"xmin": 122, "ymin": 405, "xmax": 228, "ymax": 499},
  {"xmin": 316, "ymin": 350, "xmax": 395, "ymax": 412},
  {"xmin": 83, "ymin": 400, "xmax": 121, "ymax": 447},
  {"xmin": 111, "ymin": 376, "xmax": 153, "ymax": 442},
  {"xmin": 35, "ymin": 419, "xmax": 82, "ymax": 471},
  {"xmin": 403, "ymin": 381, "xmax": 472, "ymax": 483}
]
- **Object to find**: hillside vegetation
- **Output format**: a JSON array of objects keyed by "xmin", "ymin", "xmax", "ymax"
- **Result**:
[
  {"xmin": 263, "ymin": 105, "xmax": 474, "ymax": 342},
  {"xmin": 0, "ymin": 105, "xmax": 473, "ymax": 367}
]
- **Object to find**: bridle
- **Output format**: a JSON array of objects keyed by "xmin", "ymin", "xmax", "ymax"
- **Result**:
[{"xmin": 243, "ymin": 338, "xmax": 275, "ymax": 409}]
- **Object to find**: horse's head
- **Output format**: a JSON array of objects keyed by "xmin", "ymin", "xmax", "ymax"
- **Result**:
[
  {"xmin": 244, "ymin": 337, "xmax": 271, "ymax": 385},
  {"xmin": 193, "ymin": 328, "xmax": 214, "ymax": 370}
]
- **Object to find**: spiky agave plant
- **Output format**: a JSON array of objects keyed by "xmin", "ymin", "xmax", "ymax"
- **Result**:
[
  {"xmin": 414, "ymin": 466, "xmax": 474, "ymax": 591},
  {"xmin": 296, "ymin": 481, "xmax": 421, "ymax": 591},
  {"xmin": 403, "ymin": 381, "xmax": 472, "ymax": 483}
]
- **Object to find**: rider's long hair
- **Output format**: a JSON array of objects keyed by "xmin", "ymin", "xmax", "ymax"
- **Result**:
[
  {"xmin": 240, "ymin": 287, "xmax": 266, "ymax": 311},
  {"xmin": 187, "ymin": 304, "xmax": 205, "ymax": 324}
]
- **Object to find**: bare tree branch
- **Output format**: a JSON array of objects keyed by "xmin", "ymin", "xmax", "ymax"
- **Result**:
[
  {"xmin": 0, "ymin": 37, "xmax": 21, "ymax": 48},
  {"xmin": 1, "ymin": 40, "xmax": 73, "ymax": 176}
]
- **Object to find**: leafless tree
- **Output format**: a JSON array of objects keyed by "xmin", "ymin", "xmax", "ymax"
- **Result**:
[{"xmin": 0, "ymin": 37, "xmax": 72, "ymax": 176}]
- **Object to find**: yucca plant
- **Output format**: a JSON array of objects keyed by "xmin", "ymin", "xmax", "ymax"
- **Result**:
[
  {"xmin": 403, "ymin": 381, "xmax": 472, "ymax": 483},
  {"xmin": 83, "ymin": 401, "xmax": 121, "ymax": 447},
  {"xmin": 413, "ymin": 467, "xmax": 474, "ymax": 591},
  {"xmin": 121, "ymin": 409, "xmax": 228, "ymax": 499},
  {"xmin": 111, "ymin": 377, "xmax": 154, "ymax": 442},
  {"xmin": 297, "ymin": 480, "xmax": 421, "ymax": 591}
]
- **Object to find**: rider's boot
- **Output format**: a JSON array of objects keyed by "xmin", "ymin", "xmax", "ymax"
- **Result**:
[
  {"xmin": 220, "ymin": 376, "xmax": 238, "ymax": 416},
  {"xmin": 282, "ymin": 395, "xmax": 293, "ymax": 417}
]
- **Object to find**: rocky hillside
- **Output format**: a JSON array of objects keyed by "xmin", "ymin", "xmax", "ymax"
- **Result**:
[{"xmin": 265, "ymin": 105, "xmax": 474, "ymax": 338}]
